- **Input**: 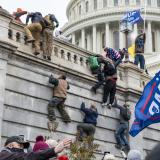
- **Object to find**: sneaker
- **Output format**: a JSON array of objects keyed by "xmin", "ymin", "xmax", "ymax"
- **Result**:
[
  {"xmin": 91, "ymin": 87, "xmax": 96, "ymax": 94},
  {"xmin": 26, "ymin": 38, "xmax": 35, "ymax": 43},
  {"xmin": 108, "ymin": 104, "xmax": 112, "ymax": 109},
  {"xmin": 47, "ymin": 121, "xmax": 53, "ymax": 132},
  {"xmin": 101, "ymin": 102, "xmax": 108, "ymax": 107}
]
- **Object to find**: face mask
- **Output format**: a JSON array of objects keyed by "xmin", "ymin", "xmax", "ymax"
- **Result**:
[{"xmin": 9, "ymin": 147, "xmax": 24, "ymax": 153}]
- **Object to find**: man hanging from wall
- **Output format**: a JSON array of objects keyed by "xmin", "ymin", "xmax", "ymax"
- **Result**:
[
  {"xmin": 12, "ymin": 8, "xmax": 27, "ymax": 23},
  {"xmin": 24, "ymin": 12, "xmax": 45, "ymax": 55},
  {"xmin": 55, "ymin": 30, "xmax": 71, "ymax": 42},
  {"xmin": 48, "ymin": 74, "xmax": 71, "ymax": 130},
  {"xmin": 76, "ymin": 102, "xmax": 98, "ymax": 142},
  {"xmin": 112, "ymin": 98, "xmax": 131, "ymax": 152},
  {"xmin": 43, "ymin": 14, "xmax": 59, "ymax": 60},
  {"xmin": 134, "ymin": 32, "xmax": 146, "ymax": 70}
]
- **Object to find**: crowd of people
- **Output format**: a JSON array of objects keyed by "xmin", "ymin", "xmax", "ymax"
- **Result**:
[{"xmin": 0, "ymin": 6, "xmax": 155, "ymax": 160}]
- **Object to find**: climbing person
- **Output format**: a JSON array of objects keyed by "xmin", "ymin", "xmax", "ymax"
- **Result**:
[
  {"xmin": 55, "ymin": 30, "xmax": 71, "ymax": 42},
  {"xmin": 42, "ymin": 14, "xmax": 59, "ymax": 60},
  {"xmin": 101, "ymin": 59, "xmax": 117, "ymax": 108},
  {"xmin": 48, "ymin": 74, "xmax": 71, "ymax": 127},
  {"xmin": 112, "ymin": 98, "xmax": 131, "ymax": 151},
  {"xmin": 12, "ymin": 8, "xmax": 27, "ymax": 23},
  {"xmin": 24, "ymin": 12, "xmax": 45, "ymax": 55},
  {"xmin": 134, "ymin": 32, "xmax": 146, "ymax": 70},
  {"xmin": 77, "ymin": 102, "xmax": 98, "ymax": 142}
]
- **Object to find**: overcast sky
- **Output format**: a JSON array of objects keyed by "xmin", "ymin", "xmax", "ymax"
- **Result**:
[{"xmin": 0, "ymin": 0, "xmax": 70, "ymax": 28}]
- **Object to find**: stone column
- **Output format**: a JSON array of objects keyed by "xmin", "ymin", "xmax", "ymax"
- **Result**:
[
  {"xmin": 105, "ymin": 22, "xmax": 110, "ymax": 47},
  {"xmin": 147, "ymin": 21, "xmax": 152, "ymax": 53},
  {"xmin": 87, "ymin": 32, "xmax": 91, "ymax": 51},
  {"xmin": 81, "ymin": 28, "xmax": 85, "ymax": 49},
  {"xmin": 81, "ymin": 0, "xmax": 85, "ymax": 15},
  {"xmin": 72, "ymin": 33, "xmax": 76, "ymax": 45},
  {"xmin": 93, "ymin": 25, "xmax": 97, "ymax": 53},
  {"xmin": 119, "ymin": 32, "xmax": 125, "ymax": 49},
  {"xmin": 156, "ymin": 29, "xmax": 160, "ymax": 52},
  {"xmin": 133, "ymin": 23, "xmax": 138, "ymax": 38}
]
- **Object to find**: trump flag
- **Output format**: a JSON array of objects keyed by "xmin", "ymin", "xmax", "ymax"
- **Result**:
[
  {"xmin": 122, "ymin": 9, "xmax": 143, "ymax": 25},
  {"xmin": 130, "ymin": 71, "xmax": 160, "ymax": 137}
]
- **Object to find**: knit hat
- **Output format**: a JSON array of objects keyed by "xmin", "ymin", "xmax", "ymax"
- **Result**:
[
  {"xmin": 33, "ymin": 135, "xmax": 49, "ymax": 152},
  {"xmin": 127, "ymin": 150, "xmax": 142, "ymax": 160},
  {"xmin": 58, "ymin": 155, "xmax": 69, "ymax": 160},
  {"xmin": 104, "ymin": 154, "xmax": 116, "ymax": 160},
  {"xmin": 46, "ymin": 139, "xmax": 58, "ymax": 148}
]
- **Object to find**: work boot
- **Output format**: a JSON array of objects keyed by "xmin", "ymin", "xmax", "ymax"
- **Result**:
[
  {"xmin": 47, "ymin": 121, "xmax": 53, "ymax": 132},
  {"xmin": 33, "ymin": 51, "xmax": 40, "ymax": 56},
  {"xmin": 63, "ymin": 118, "xmax": 71, "ymax": 123},
  {"xmin": 43, "ymin": 55, "xmax": 47, "ymax": 59},
  {"xmin": 107, "ymin": 103, "xmax": 112, "ymax": 109},
  {"xmin": 27, "ymin": 38, "xmax": 35, "ymax": 43}
]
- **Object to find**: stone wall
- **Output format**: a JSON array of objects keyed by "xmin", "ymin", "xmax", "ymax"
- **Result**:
[{"xmin": 0, "ymin": 10, "xmax": 159, "ymax": 159}]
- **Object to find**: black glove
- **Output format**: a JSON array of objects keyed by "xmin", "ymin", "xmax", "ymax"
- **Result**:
[{"xmin": 55, "ymin": 23, "xmax": 59, "ymax": 28}]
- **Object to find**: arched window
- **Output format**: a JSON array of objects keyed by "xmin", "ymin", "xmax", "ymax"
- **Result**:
[
  {"xmin": 113, "ymin": 31, "xmax": 119, "ymax": 50},
  {"xmin": 79, "ymin": 5, "xmax": 81, "ymax": 15},
  {"xmin": 147, "ymin": 0, "xmax": 151, "ymax": 6},
  {"xmin": 94, "ymin": 0, "xmax": 97, "ymax": 10},
  {"xmin": 86, "ymin": 1, "xmax": 89, "ymax": 12},
  {"xmin": 136, "ymin": 0, "xmax": 140, "ymax": 5},
  {"xmin": 114, "ymin": 0, "xmax": 118, "ymax": 6},
  {"xmin": 125, "ymin": 0, "xmax": 129, "ymax": 5},
  {"xmin": 103, "ymin": 0, "xmax": 107, "ymax": 7},
  {"xmin": 152, "ymin": 31, "xmax": 155, "ymax": 52},
  {"xmin": 157, "ymin": 0, "xmax": 160, "ymax": 7}
]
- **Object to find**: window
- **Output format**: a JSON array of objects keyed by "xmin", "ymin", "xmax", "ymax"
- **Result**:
[
  {"xmin": 86, "ymin": 1, "xmax": 89, "ymax": 12},
  {"xmin": 114, "ymin": 0, "xmax": 118, "ymax": 6},
  {"xmin": 79, "ymin": 5, "xmax": 81, "ymax": 15},
  {"xmin": 103, "ymin": 0, "xmax": 107, "ymax": 7},
  {"xmin": 136, "ymin": 0, "xmax": 140, "ymax": 5},
  {"xmin": 147, "ymin": 0, "xmax": 151, "ymax": 6},
  {"xmin": 113, "ymin": 31, "xmax": 119, "ymax": 50},
  {"xmin": 125, "ymin": 0, "xmax": 129, "ymax": 5},
  {"xmin": 157, "ymin": 0, "xmax": 160, "ymax": 7},
  {"xmin": 94, "ymin": 0, "xmax": 97, "ymax": 10}
]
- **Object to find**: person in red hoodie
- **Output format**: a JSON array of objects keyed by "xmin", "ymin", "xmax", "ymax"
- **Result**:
[{"xmin": 12, "ymin": 8, "xmax": 27, "ymax": 23}]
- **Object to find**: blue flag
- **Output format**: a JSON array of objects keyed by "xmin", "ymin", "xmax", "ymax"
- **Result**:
[
  {"xmin": 129, "ymin": 71, "xmax": 160, "ymax": 137},
  {"xmin": 122, "ymin": 9, "xmax": 143, "ymax": 25}
]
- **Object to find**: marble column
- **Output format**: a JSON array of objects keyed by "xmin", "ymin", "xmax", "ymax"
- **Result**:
[
  {"xmin": 119, "ymin": 32, "xmax": 125, "ymax": 49},
  {"xmin": 81, "ymin": 28, "xmax": 85, "ymax": 49},
  {"xmin": 93, "ymin": 25, "xmax": 97, "ymax": 52},
  {"xmin": 105, "ymin": 22, "xmax": 110, "ymax": 47},
  {"xmin": 147, "ymin": 21, "xmax": 152, "ymax": 53},
  {"xmin": 72, "ymin": 33, "xmax": 75, "ymax": 45},
  {"xmin": 87, "ymin": 33, "xmax": 91, "ymax": 51},
  {"xmin": 156, "ymin": 29, "xmax": 160, "ymax": 52}
]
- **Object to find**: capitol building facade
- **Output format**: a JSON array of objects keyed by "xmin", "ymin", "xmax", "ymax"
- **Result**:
[{"xmin": 62, "ymin": 0, "xmax": 160, "ymax": 75}]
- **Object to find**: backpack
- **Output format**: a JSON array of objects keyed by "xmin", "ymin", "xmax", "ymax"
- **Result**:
[
  {"xmin": 104, "ymin": 61, "xmax": 116, "ymax": 76},
  {"xmin": 88, "ymin": 56, "xmax": 100, "ymax": 70},
  {"xmin": 122, "ymin": 108, "xmax": 131, "ymax": 121},
  {"xmin": 44, "ymin": 14, "xmax": 55, "ymax": 30}
]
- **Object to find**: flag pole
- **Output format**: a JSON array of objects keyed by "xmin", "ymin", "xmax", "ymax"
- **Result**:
[{"xmin": 144, "ymin": 0, "xmax": 147, "ymax": 32}]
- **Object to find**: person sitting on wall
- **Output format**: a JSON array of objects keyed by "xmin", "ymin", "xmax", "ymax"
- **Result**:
[
  {"xmin": 112, "ymin": 98, "xmax": 131, "ymax": 152},
  {"xmin": 48, "ymin": 74, "xmax": 71, "ymax": 127},
  {"xmin": 42, "ymin": 14, "xmax": 59, "ymax": 60},
  {"xmin": 55, "ymin": 30, "xmax": 71, "ymax": 42},
  {"xmin": 0, "ymin": 135, "xmax": 71, "ymax": 160},
  {"xmin": 77, "ymin": 102, "xmax": 98, "ymax": 142},
  {"xmin": 12, "ymin": 8, "xmax": 27, "ymax": 23},
  {"xmin": 24, "ymin": 12, "xmax": 45, "ymax": 55},
  {"xmin": 134, "ymin": 32, "xmax": 146, "ymax": 70}
]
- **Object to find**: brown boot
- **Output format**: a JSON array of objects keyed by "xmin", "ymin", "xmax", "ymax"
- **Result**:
[{"xmin": 27, "ymin": 38, "xmax": 35, "ymax": 43}]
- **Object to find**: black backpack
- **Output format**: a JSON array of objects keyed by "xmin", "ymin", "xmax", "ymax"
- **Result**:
[{"xmin": 122, "ymin": 108, "xmax": 131, "ymax": 121}]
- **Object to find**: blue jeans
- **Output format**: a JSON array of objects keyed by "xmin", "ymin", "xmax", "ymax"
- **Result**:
[
  {"xmin": 134, "ymin": 54, "xmax": 145, "ymax": 69},
  {"xmin": 115, "ymin": 123, "xmax": 129, "ymax": 146}
]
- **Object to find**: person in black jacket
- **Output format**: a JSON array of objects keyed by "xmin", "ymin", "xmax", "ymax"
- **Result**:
[
  {"xmin": 0, "ymin": 135, "xmax": 71, "ymax": 160},
  {"xmin": 112, "ymin": 99, "xmax": 131, "ymax": 151},
  {"xmin": 77, "ymin": 102, "xmax": 98, "ymax": 141}
]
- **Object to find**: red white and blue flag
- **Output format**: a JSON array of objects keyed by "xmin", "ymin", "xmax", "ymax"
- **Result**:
[{"xmin": 129, "ymin": 71, "xmax": 160, "ymax": 137}]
